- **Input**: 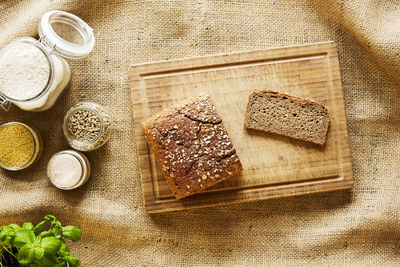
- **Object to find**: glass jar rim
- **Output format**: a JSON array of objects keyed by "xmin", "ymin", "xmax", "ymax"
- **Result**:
[
  {"xmin": 63, "ymin": 102, "xmax": 106, "ymax": 146},
  {"xmin": 47, "ymin": 149, "xmax": 90, "ymax": 190},
  {"xmin": 38, "ymin": 10, "xmax": 95, "ymax": 59},
  {"xmin": 0, "ymin": 38, "xmax": 55, "ymax": 103},
  {"xmin": 0, "ymin": 122, "xmax": 41, "ymax": 171}
]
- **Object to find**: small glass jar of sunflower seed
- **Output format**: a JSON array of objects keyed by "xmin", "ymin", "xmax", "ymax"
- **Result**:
[{"xmin": 63, "ymin": 102, "xmax": 112, "ymax": 152}]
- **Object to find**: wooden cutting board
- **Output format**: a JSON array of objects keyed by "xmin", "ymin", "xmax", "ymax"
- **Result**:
[{"xmin": 129, "ymin": 41, "xmax": 353, "ymax": 213}]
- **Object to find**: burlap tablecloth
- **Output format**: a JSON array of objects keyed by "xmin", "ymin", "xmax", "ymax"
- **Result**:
[{"xmin": 1, "ymin": 0, "xmax": 399, "ymax": 266}]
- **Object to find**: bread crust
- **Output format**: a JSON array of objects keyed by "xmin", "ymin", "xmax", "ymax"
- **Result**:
[
  {"xmin": 142, "ymin": 96, "xmax": 242, "ymax": 199},
  {"xmin": 244, "ymin": 90, "xmax": 330, "ymax": 146}
]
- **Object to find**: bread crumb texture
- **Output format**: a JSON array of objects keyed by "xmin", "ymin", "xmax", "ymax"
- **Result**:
[{"xmin": 244, "ymin": 90, "xmax": 330, "ymax": 145}]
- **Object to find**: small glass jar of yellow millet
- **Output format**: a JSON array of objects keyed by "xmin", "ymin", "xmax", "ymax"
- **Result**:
[{"xmin": 0, "ymin": 122, "xmax": 42, "ymax": 171}]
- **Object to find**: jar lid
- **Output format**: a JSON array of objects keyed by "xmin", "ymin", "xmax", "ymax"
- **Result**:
[{"xmin": 38, "ymin": 10, "xmax": 95, "ymax": 59}]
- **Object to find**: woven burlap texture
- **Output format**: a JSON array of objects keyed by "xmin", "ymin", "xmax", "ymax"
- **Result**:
[{"xmin": 1, "ymin": 0, "xmax": 399, "ymax": 266}]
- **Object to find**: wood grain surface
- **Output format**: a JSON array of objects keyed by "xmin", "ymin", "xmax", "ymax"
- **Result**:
[{"xmin": 129, "ymin": 41, "xmax": 353, "ymax": 213}]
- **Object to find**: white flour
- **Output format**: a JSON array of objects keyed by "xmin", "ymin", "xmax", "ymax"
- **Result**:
[{"xmin": 0, "ymin": 42, "xmax": 50, "ymax": 100}]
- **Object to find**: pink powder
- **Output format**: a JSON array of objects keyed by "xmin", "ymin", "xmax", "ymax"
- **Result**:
[{"xmin": 48, "ymin": 153, "xmax": 82, "ymax": 188}]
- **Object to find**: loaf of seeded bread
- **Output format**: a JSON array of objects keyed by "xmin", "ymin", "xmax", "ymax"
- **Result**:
[
  {"xmin": 142, "ymin": 96, "xmax": 243, "ymax": 199},
  {"xmin": 244, "ymin": 90, "xmax": 330, "ymax": 145}
]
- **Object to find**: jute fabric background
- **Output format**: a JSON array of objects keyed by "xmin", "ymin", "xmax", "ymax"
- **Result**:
[{"xmin": 0, "ymin": 0, "xmax": 399, "ymax": 266}]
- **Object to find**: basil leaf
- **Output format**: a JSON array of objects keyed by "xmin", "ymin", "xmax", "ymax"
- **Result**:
[
  {"xmin": 33, "ymin": 220, "xmax": 47, "ymax": 233},
  {"xmin": 44, "ymin": 215, "xmax": 57, "ymax": 222},
  {"xmin": 59, "ymin": 239, "xmax": 70, "ymax": 253},
  {"xmin": 8, "ymin": 224, "xmax": 21, "ymax": 230},
  {"xmin": 17, "ymin": 244, "xmax": 34, "ymax": 265},
  {"xmin": 22, "ymin": 222, "xmax": 34, "ymax": 230},
  {"xmin": 33, "ymin": 247, "xmax": 45, "ymax": 260},
  {"xmin": 0, "ymin": 227, "xmax": 15, "ymax": 243},
  {"xmin": 1, "ymin": 239, "xmax": 11, "ymax": 247},
  {"xmin": 13, "ymin": 229, "xmax": 35, "ymax": 248},
  {"xmin": 40, "ymin": 236, "xmax": 61, "ymax": 254},
  {"xmin": 37, "ymin": 254, "xmax": 59, "ymax": 267},
  {"xmin": 61, "ymin": 252, "xmax": 80, "ymax": 267},
  {"xmin": 38, "ymin": 230, "xmax": 54, "ymax": 238},
  {"xmin": 62, "ymin": 226, "xmax": 82, "ymax": 242},
  {"xmin": 44, "ymin": 215, "xmax": 63, "ymax": 238},
  {"xmin": 0, "ymin": 225, "xmax": 11, "ymax": 232}
]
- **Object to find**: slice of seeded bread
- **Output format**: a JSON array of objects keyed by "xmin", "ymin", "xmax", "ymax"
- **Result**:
[{"xmin": 244, "ymin": 90, "xmax": 330, "ymax": 146}]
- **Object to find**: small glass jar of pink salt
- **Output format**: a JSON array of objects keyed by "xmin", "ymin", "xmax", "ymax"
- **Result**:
[{"xmin": 47, "ymin": 149, "xmax": 91, "ymax": 190}]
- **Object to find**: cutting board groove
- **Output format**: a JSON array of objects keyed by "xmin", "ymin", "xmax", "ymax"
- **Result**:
[{"xmin": 130, "ymin": 41, "xmax": 353, "ymax": 213}]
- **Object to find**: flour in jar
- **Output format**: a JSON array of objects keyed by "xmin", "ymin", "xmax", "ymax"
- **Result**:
[{"xmin": 0, "ymin": 42, "xmax": 50, "ymax": 100}]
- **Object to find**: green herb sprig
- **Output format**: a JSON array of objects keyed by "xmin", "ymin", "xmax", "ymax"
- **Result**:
[{"xmin": 0, "ymin": 215, "xmax": 81, "ymax": 267}]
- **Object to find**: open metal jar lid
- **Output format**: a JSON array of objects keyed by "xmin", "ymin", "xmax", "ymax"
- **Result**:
[{"xmin": 38, "ymin": 10, "xmax": 95, "ymax": 59}]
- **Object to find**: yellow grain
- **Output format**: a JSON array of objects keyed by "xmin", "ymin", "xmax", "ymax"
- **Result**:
[{"xmin": 0, "ymin": 124, "xmax": 34, "ymax": 167}]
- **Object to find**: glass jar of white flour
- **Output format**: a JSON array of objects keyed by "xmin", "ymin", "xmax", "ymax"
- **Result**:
[{"xmin": 0, "ymin": 10, "xmax": 95, "ymax": 112}]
